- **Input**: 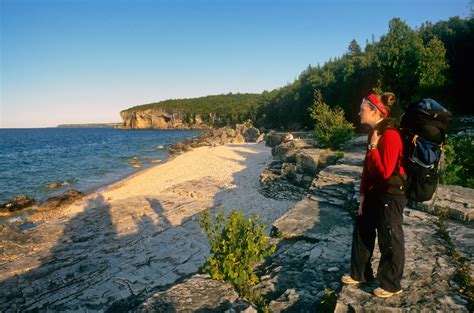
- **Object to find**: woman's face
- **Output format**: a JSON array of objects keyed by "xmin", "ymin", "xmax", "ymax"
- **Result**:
[{"xmin": 359, "ymin": 101, "xmax": 379, "ymax": 126}]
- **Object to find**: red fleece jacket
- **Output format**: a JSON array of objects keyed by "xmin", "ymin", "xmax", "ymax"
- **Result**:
[{"xmin": 360, "ymin": 129, "xmax": 406, "ymax": 194}]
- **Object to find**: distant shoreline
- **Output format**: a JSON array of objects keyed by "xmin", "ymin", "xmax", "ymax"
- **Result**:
[{"xmin": 56, "ymin": 123, "xmax": 122, "ymax": 128}]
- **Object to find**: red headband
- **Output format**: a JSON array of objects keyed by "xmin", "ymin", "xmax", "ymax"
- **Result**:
[{"xmin": 365, "ymin": 93, "xmax": 388, "ymax": 117}]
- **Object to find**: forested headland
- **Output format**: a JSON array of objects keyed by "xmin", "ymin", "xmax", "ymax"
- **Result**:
[
  {"xmin": 121, "ymin": 16, "xmax": 473, "ymax": 130},
  {"xmin": 122, "ymin": 93, "xmax": 262, "ymax": 127}
]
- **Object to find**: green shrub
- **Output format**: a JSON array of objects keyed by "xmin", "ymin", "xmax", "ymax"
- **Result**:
[
  {"xmin": 334, "ymin": 151, "xmax": 345, "ymax": 159},
  {"xmin": 441, "ymin": 135, "xmax": 474, "ymax": 188},
  {"xmin": 317, "ymin": 149, "xmax": 345, "ymax": 169},
  {"xmin": 308, "ymin": 90, "xmax": 355, "ymax": 149},
  {"xmin": 199, "ymin": 209, "xmax": 275, "ymax": 299}
]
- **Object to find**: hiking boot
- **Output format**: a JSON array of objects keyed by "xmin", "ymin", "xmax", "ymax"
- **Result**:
[
  {"xmin": 373, "ymin": 287, "xmax": 402, "ymax": 298},
  {"xmin": 341, "ymin": 274, "xmax": 360, "ymax": 285}
]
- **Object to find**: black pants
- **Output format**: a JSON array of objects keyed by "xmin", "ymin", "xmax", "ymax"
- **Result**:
[{"xmin": 350, "ymin": 192, "xmax": 407, "ymax": 292}]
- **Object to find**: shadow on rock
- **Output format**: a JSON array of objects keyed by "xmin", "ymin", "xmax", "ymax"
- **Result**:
[{"xmin": 0, "ymin": 192, "xmax": 193, "ymax": 312}]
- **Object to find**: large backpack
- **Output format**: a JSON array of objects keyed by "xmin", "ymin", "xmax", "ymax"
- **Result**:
[{"xmin": 399, "ymin": 98, "xmax": 451, "ymax": 202}]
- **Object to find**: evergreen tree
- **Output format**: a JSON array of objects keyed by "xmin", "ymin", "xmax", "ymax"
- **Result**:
[
  {"xmin": 417, "ymin": 36, "xmax": 449, "ymax": 93},
  {"xmin": 375, "ymin": 18, "xmax": 425, "ymax": 104},
  {"xmin": 308, "ymin": 90, "xmax": 354, "ymax": 148},
  {"xmin": 347, "ymin": 39, "xmax": 362, "ymax": 56}
]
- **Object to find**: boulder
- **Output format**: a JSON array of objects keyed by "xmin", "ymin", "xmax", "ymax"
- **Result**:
[
  {"xmin": 182, "ymin": 144, "xmax": 193, "ymax": 152},
  {"xmin": 265, "ymin": 131, "xmax": 284, "ymax": 147},
  {"xmin": 41, "ymin": 189, "xmax": 85, "ymax": 210},
  {"xmin": 269, "ymin": 289, "xmax": 300, "ymax": 312},
  {"xmin": 168, "ymin": 147, "xmax": 182, "ymax": 156},
  {"xmin": 225, "ymin": 128, "xmax": 236, "ymax": 138},
  {"xmin": 235, "ymin": 124, "xmax": 248, "ymax": 135},
  {"xmin": 197, "ymin": 141, "xmax": 211, "ymax": 147},
  {"xmin": 260, "ymin": 170, "xmax": 277, "ymax": 184},
  {"xmin": 409, "ymin": 184, "xmax": 474, "ymax": 221},
  {"xmin": 220, "ymin": 137, "xmax": 231, "ymax": 145},
  {"xmin": 243, "ymin": 127, "xmax": 260, "ymax": 142},
  {"xmin": 271, "ymin": 140, "xmax": 313, "ymax": 162},
  {"xmin": 174, "ymin": 142, "xmax": 185, "ymax": 149},
  {"xmin": 296, "ymin": 149, "xmax": 323, "ymax": 175},
  {"xmin": 231, "ymin": 133, "xmax": 245, "ymax": 144},
  {"xmin": 281, "ymin": 163, "xmax": 297, "ymax": 181},
  {"xmin": 1, "ymin": 195, "xmax": 36, "ymax": 212},
  {"xmin": 256, "ymin": 133, "xmax": 265, "ymax": 143},
  {"xmin": 212, "ymin": 128, "xmax": 225, "ymax": 137},
  {"xmin": 219, "ymin": 132, "xmax": 229, "ymax": 145},
  {"xmin": 292, "ymin": 174, "xmax": 314, "ymax": 188},
  {"xmin": 47, "ymin": 182, "xmax": 61, "ymax": 189},
  {"xmin": 272, "ymin": 144, "xmax": 298, "ymax": 163}
]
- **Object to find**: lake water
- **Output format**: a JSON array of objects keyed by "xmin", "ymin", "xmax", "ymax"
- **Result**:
[{"xmin": 0, "ymin": 128, "xmax": 201, "ymax": 204}]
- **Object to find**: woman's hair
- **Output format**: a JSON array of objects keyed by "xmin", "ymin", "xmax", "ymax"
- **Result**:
[
  {"xmin": 367, "ymin": 92, "xmax": 396, "ymax": 117},
  {"xmin": 380, "ymin": 92, "xmax": 396, "ymax": 111}
]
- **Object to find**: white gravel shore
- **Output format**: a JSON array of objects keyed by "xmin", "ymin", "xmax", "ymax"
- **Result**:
[{"xmin": 0, "ymin": 142, "xmax": 298, "ymax": 312}]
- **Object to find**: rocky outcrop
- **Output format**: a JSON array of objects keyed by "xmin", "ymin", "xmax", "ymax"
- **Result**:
[
  {"xmin": 0, "ymin": 189, "xmax": 85, "ymax": 216},
  {"xmin": 271, "ymin": 140, "xmax": 313, "ymax": 163},
  {"xmin": 167, "ymin": 124, "xmax": 261, "ymax": 157},
  {"xmin": 295, "ymin": 149, "xmax": 322, "ymax": 176},
  {"xmin": 1, "ymin": 195, "xmax": 36, "ymax": 213},
  {"xmin": 136, "ymin": 274, "xmax": 253, "ymax": 312},
  {"xmin": 40, "ymin": 189, "xmax": 85, "ymax": 210},
  {"xmin": 409, "ymin": 184, "xmax": 474, "ymax": 221},
  {"xmin": 243, "ymin": 126, "xmax": 261, "ymax": 142},
  {"xmin": 260, "ymin": 136, "xmax": 343, "ymax": 193},
  {"xmin": 265, "ymin": 131, "xmax": 284, "ymax": 147},
  {"xmin": 119, "ymin": 108, "xmax": 211, "ymax": 129},
  {"xmin": 255, "ymin": 137, "xmax": 472, "ymax": 312}
]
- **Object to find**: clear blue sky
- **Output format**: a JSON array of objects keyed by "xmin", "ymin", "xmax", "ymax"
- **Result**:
[{"xmin": 0, "ymin": 0, "xmax": 470, "ymax": 128}]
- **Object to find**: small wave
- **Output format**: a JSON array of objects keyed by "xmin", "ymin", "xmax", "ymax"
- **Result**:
[{"xmin": 156, "ymin": 145, "xmax": 165, "ymax": 149}]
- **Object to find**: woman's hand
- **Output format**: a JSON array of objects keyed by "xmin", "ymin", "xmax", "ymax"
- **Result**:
[
  {"xmin": 357, "ymin": 194, "xmax": 365, "ymax": 216},
  {"xmin": 370, "ymin": 130, "xmax": 381, "ymax": 146}
]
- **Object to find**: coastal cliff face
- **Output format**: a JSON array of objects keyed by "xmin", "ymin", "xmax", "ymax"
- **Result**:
[{"xmin": 119, "ymin": 109, "xmax": 210, "ymax": 129}]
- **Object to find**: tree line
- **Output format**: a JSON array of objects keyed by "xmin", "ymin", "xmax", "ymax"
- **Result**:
[
  {"xmin": 255, "ymin": 16, "xmax": 473, "ymax": 130},
  {"xmin": 122, "ymin": 16, "xmax": 473, "ymax": 130}
]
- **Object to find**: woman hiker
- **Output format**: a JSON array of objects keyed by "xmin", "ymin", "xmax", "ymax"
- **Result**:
[{"xmin": 341, "ymin": 92, "xmax": 408, "ymax": 298}]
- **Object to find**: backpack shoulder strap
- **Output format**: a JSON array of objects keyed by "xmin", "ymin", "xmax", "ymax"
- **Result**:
[{"xmin": 376, "ymin": 121, "xmax": 407, "ymax": 194}]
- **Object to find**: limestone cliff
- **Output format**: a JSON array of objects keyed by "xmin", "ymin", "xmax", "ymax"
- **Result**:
[
  {"xmin": 118, "ymin": 108, "xmax": 211, "ymax": 130},
  {"xmin": 117, "ymin": 93, "xmax": 262, "ymax": 129}
]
